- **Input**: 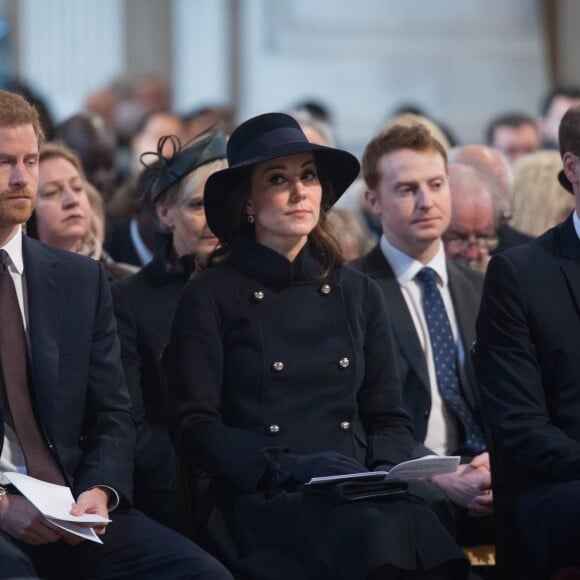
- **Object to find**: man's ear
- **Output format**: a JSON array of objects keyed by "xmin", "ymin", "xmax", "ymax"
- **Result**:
[
  {"xmin": 563, "ymin": 152, "xmax": 578, "ymax": 189},
  {"xmin": 365, "ymin": 189, "xmax": 381, "ymax": 216}
]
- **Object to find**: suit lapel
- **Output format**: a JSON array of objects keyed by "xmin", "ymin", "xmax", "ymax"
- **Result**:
[
  {"xmin": 22, "ymin": 237, "xmax": 64, "ymax": 436},
  {"xmin": 447, "ymin": 262, "xmax": 479, "ymax": 354},
  {"xmin": 447, "ymin": 262, "xmax": 480, "ymax": 409},
  {"xmin": 360, "ymin": 246, "xmax": 430, "ymax": 389}
]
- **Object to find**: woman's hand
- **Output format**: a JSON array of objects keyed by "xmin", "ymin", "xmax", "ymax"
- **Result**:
[{"xmin": 280, "ymin": 451, "xmax": 367, "ymax": 484}]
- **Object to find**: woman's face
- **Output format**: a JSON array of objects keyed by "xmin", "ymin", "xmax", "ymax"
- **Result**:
[
  {"xmin": 157, "ymin": 174, "xmax": 218, "ymax": 258},
  {"xmin": 37, "ymin": 157, "xmax": 92, "ymax": 252},
  {"xmin": 247, "ymin": 152, "xmax": 322, "ymax": 259}
]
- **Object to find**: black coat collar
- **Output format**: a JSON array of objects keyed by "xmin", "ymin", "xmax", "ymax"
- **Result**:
[
  {"xmin": 226, "ymin": 236, "xmax": 324, "ymax": 288},
  {"xmin": 145, "ymin": 231, "xmax": 196, "ymax": 283}
]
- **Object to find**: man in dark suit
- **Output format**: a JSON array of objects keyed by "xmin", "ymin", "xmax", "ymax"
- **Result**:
[
  {"xmin": 474, "ymin": 104, "xmax": 580, "ymax": 578},
  {"xmin": 350, "ymin": 124, "xmax": 492, "ymax": 546},
  {"xmin": 0, "ymin": 91, "xmax": 232, "ymax": 579}
]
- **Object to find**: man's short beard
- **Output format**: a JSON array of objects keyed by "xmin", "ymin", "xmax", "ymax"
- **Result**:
[{"xmin": 0, "ymin": 188, "xmax": 36, "ymax": 227}]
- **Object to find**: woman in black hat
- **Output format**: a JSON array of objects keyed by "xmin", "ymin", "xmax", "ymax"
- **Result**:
[
  {"xmin": 111, "ymin": 131, "xmax": 227, "ymax": 531},
  {"xmin": 168, "ymin": 114, "xmax": 468, "ymax": 578}
]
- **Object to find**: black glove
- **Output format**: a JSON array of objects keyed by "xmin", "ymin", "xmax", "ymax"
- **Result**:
[{"xmin": 278, "ymin": 451, "xmax": 368, "ymax": 485}]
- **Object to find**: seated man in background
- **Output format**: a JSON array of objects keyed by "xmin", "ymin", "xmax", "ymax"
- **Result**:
[
  {"xmin": 485, "ymin": 111, "xmax": 540, "ymax": 164},
  {"xmin": 539, "ymin": 85, "xmax": 580, "ymax": 149},
  {"xmin": 443, "ymin": 163, "xmax": 504, "ymax": 272},
  {"xmin": 449, "ymin": 144, "xmax": 532, "ymax": 253},
  {"xmin": 350, "ymin": 124, "xmax": 493, "ymax": 548}
]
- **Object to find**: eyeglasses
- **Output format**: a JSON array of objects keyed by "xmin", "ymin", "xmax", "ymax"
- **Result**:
[{"xmin": 443, "ymin": 235, "xmax": 499, "ymax": 254}]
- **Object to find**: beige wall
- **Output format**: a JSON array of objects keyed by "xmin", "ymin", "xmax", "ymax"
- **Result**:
[
  {"xmin": 556, "ymin": 0, "xmax": 580, "ymax": 85},
  {"xmin": 11, "ymin": 0, "xmax": 580, "ymax": 147}
]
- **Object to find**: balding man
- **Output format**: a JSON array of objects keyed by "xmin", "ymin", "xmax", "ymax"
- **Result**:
[
  {"xmin": 444, "ymin": 164, "xmax": 503, "ymax": 272},
  {"xmin": 449, "ymin": 145, "xmax": 532, "ymax": 253}
]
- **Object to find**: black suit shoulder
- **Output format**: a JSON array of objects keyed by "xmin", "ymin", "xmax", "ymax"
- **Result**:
[
  {"xmin": 494, "ymin": 222, "xmax": 559, "ymax": 268},
  {"xmin": 349, "ymin": 245, "xmax": 386, "ymax": 276},
  {"xmin": 23, "ymin": 236, "xmax": 105, "ymax": 287}
]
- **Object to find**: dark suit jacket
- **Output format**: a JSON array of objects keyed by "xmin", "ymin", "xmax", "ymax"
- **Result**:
[
  {"xmin": 350, "ymin": 245, "xmax": 485, "ymax": 456},
  {"xmin": 474, "ymin": 215, "xmax": 580, "ymax": 576},
  {"xmin": 0, "ymin": 236, "xmax": 135, "ymax": 503},
  {"xmin": 492, "ymin": 222, "xmax": 533, "ymax": 255}
]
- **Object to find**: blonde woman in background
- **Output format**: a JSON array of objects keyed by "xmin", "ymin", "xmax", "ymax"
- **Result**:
[
  {"xmin": 510, "ymin": 150, "xmax": 575, "ymax": 237},
  {"xmin": 27, "ymin": 142, "xmax": 136, "ymax": 281}
]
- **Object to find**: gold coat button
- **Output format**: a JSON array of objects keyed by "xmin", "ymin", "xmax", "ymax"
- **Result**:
[
  {"xmin": 320, "ymin": 284, "xmax": 331, "ymax": 295},
  {"xmin": 269, "ymin": 424, "xmax": 280, "ymax": 434},
  {"xmin": 272, "ymin": 361, "xmax": 284, "ymax": 372},
  {"xmin": 253, "ymin": 290, "xmax": 264, "ymax": 302},
  {"xmin": 338, "ymin": 357, "xmax": 350, "ymax": 369},
  {"xmin": 340, "ymin": 421, "xmax": 351, "ymax": 430}
]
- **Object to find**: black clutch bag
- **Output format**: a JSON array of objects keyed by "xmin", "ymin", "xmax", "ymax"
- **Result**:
[{"xmin": 305, "ymin": 476, "xmax": 409, "ymax": 502}]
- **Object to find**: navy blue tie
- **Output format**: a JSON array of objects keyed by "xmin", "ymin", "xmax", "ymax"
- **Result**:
[{"xmin": 416, "ymin": 267, "xmax": 486, "ymax": 454}]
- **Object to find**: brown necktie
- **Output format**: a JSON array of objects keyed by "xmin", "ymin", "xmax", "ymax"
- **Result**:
[{"xmin": 0, "ymin": 249, "xmax": 65, "ymax": 485}]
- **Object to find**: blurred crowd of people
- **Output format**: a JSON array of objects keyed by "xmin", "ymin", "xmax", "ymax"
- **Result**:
[{"xmin": 8, "ymin": 76, "xmax": 578, "ymax": 281}]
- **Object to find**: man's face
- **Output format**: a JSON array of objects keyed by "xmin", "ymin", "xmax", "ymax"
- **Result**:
[
  {"xmin": 444, "ymin": 187, "xmax": 497, "ymax": 272},
  {"xmin": 0, "ymin": 124, "xmax": 39, "ymax": 240},
  {"xmin": 492, "ymin": 123, "xmax": 540, "ymax": 164},
  {"xmin": 366, "ymin": 148, "xmax": 451, "ymax": 262}
]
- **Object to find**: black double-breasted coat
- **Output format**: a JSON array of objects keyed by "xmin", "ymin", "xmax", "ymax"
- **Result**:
[{"xmin": 168, "ymin": 237, "xmax": 467, "ymax": 579}]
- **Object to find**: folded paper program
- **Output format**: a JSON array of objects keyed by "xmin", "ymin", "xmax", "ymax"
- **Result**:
[{"xmin": 306, "ymin": 454, "xmax": 460, "ymax": 485}]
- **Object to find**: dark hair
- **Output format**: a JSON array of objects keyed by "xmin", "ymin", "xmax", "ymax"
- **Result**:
[
  {"xmin": 205, "ymin": 155, "xmax": 343, "ymax": 276},
  {"xmin": 558, "ymin": 104, "xmax": 580, "ymax": 158},
  {"xmin": 541, "ymin": 86, "xmax": 580, "ymax": 116},
  {"xmin": 291, "ymin": 100, "xmax": 332, "ymax": 123},
  {"xmin": 485, "ymin": 112, "xmax": 538, "ymax": 145},
  {"xmin": 362, "ymin": 124, "xmax": 448, "ymax": 190},
  {"xmin": 133, "ymin": 109, "xmax": 179, "ymax": 137}
]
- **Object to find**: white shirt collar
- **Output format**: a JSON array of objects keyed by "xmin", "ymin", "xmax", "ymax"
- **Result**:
[
  {"xmin": 573, "ymin": 210, "xmax": 580, "ymax": 240},
  {"xmin": 379, "ymin": 234, "xmax": 448, "ymax": 287},
  {"xmin": 1, "ymin": 226, "xmax": 24, "ymax": 275}
]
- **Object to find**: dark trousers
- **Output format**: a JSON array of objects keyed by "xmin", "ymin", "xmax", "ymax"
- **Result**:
[
  {"xmin": 0, "ymin": 508, "xmax": 233, "ymax": 580},
  {"xmin": 407, "ymin": 480, "xmax": 494, "ymax": 546}
]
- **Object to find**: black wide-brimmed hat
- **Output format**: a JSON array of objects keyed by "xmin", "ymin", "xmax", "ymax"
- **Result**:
[
  {"xmin": 204, "ymin": 112, "xmax": 360, "ymax": 240},
  {"xmin": 143, "ymin": 131, "xmax": 227, "ymax": 203},
  {"xmin": 558, "ymin": 169, "xmax": 574, "ymax": 195}
]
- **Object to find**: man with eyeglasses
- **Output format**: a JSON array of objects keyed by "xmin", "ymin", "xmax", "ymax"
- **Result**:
[
  {"xmin": 443, "ymin": 164, "xmax": 502, "ymax": 272},
  {"xmin": 350, "ymin": 124, "xmax": 493, "ymax": 551}
]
